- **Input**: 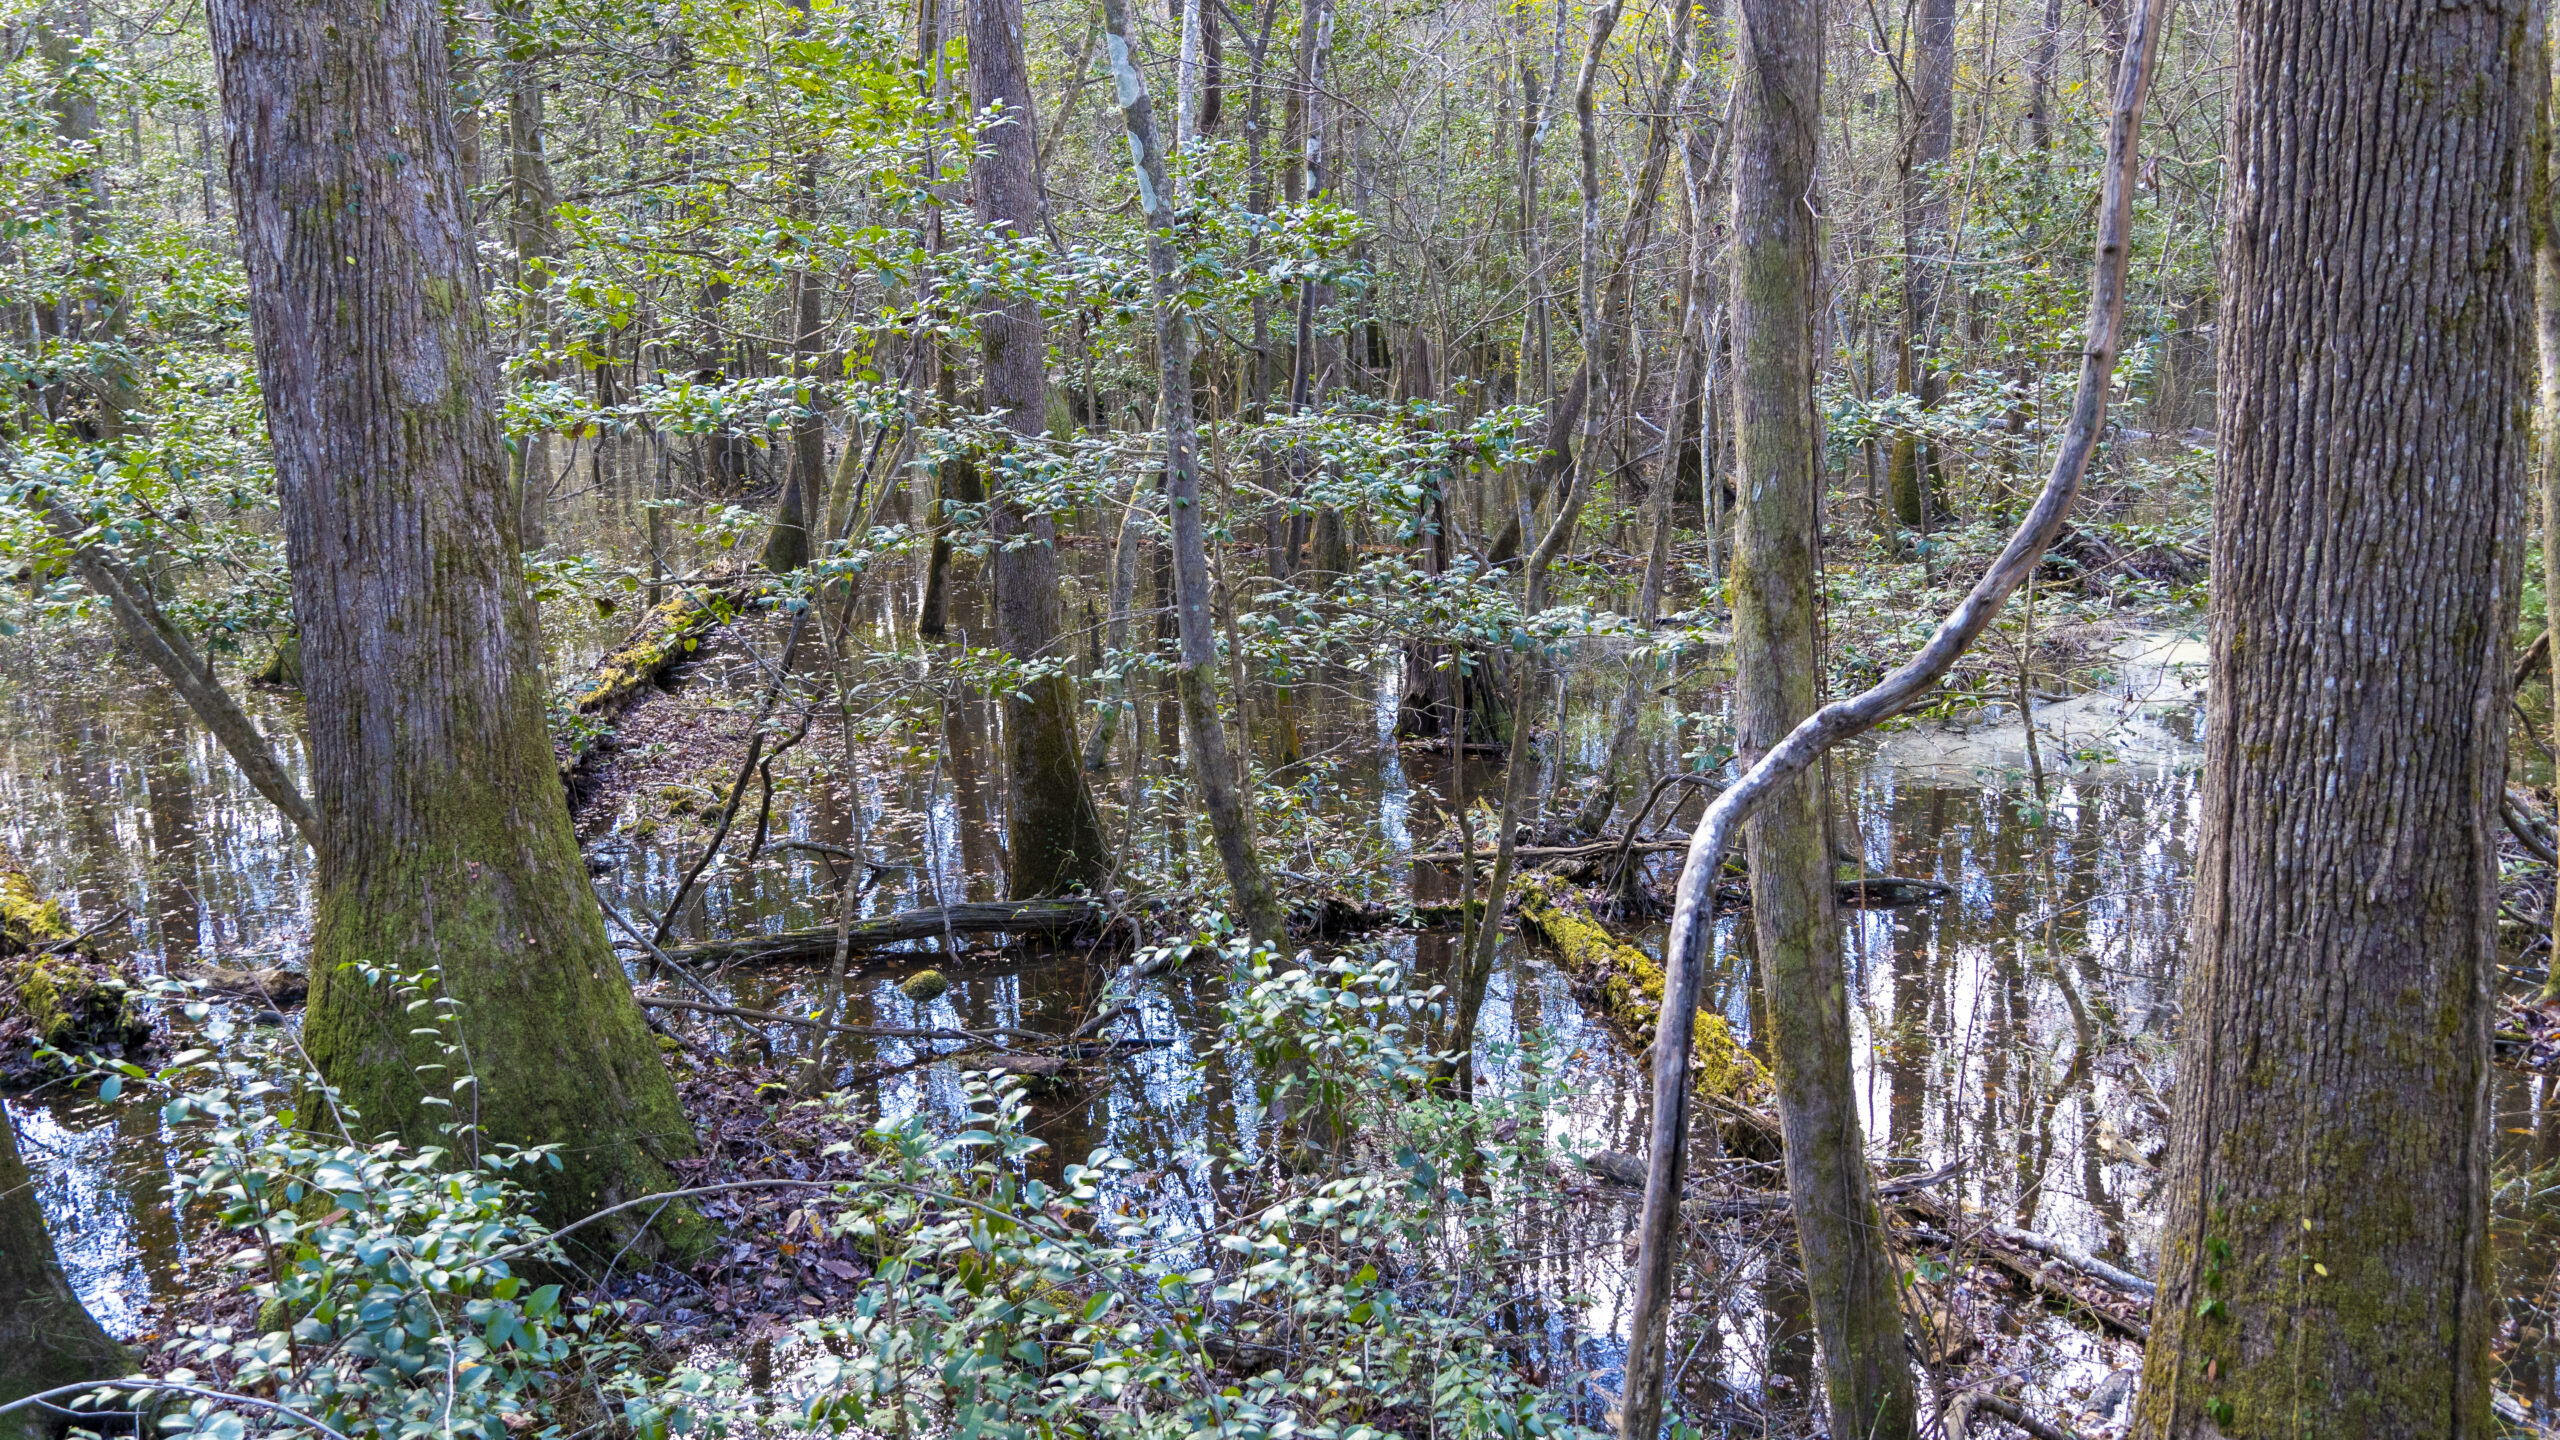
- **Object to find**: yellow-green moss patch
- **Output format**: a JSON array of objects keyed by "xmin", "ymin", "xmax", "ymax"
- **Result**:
[
  {"xmin": 1515, "ymin": 875, "xmax": 1769, "ymax": 1106},
  {"xmin": 1, "ymin": 847, "xmax": 153, "ymax": 1088}
]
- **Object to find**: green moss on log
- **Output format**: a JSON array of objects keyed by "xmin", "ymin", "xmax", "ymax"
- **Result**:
[
  {"xmin": 557, "ymin": 573, "xmax": 754, "ymax": 781},
  {"xmin": 0, "ymin": 863, "xmax": 72, "ymax": 950},
  {"xmin": 1, "ymin": 848, "xmax": 153, "ymax": 1089},
  {"xmin": 1515, "ymin": 875, "xmax": 1772, "ymax": 1110},
  {"xmin": 251, "ymin": 631, "xmax": 302, "ymax": 686}
]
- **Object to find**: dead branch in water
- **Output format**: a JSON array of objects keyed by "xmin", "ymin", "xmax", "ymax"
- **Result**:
[{"xmin": 661, "ymin": 898, "xmax": 1111, "ymax": 966}]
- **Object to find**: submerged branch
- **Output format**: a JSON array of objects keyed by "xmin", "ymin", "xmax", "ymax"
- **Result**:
[{"xmin": 660, "ymin": 898, "xmax": 1110, "ymax": 965}]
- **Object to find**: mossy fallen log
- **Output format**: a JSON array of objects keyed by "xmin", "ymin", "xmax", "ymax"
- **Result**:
[
  {"xmin": 558, "ymin": 572, "xmax": 756, "ymax": 786},
  {"xmin": 662, "ymin": 898, "xmax": 1111, "ymax": 966},
  {"xmin": 1513, "ymin": 875, "xmax": 1781, "ymax": 1156},
  {"xmin": 1, "ymin": 850, "xmax": 152, "ymax": 1090}
]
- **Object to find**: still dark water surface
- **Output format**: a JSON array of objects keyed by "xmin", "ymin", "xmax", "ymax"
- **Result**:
[{"xmin": 5, "ymin": 555, "xmax": 2553, "ymax": 1428}]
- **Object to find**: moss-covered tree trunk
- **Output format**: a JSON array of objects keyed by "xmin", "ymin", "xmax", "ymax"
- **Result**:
[
  {"xmin": 1725, "ymin": 0, "xmax": 1916, "ymax": 1433},
  {"xmin": 969, "ymin": 0, "xmax": 1112, "ymax": 898},
  {"xmin": 0, "ymin": 1104, "xmax": 129, "ymax": 1439},
  {"xmin": 207, "ymin": 0, "xmax": 700, "ymax": 1243},
  {"xmin": 2130, "ymin": 1, "xmax": 2526, "ymax": 1433}
]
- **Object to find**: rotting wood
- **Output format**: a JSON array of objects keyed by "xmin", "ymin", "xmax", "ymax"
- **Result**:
[
  {"xmin": 1898, "ymin": 1190, "xmax": 2153, "ymax": 1340},
  {"xmin": 1980, "ymin": 1218, "xmax": 2156, "ymax": 1298},
  {"xmin": 1512, "ymin": 876, "xmax": 1781, "ymax": 1156},
  {"xmin": 1958, "ymin": 1392, "xmax": 2089, "ymax": 1440},
  {"xmin": 1288, "ymin": 888, "xmax": 1475, "ymax": 937},
  {"xmin": 560, "ymin": 568, "xmax": 755, "ymax": 787},
  {"xmin": 1683, "ymin": 1160, "xmax": 1963, "ymax": 1218},
  {"xmin": 1408, "ymin": 839, "xmax": 1953, "ymax": 907},
  {"xmin": 634, "ymin": 996, "xmax": 1046, "ymax": 1047},
  {"xmin": 1411, "ymin": 838, "xmax": 1689, "ymax": 865}
]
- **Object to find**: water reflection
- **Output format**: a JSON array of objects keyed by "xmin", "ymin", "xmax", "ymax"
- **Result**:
[{"xmin": 8, "ymin": 524, "xmax": 2558, "ymax": 1425}]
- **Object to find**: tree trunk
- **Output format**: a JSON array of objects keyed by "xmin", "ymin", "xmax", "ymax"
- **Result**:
[
  {"xmin": 970, "ymin": 0, "xmax": 1112, "ymax": 897},
  {"xmin": 759, "ymin": 190, "xmax": 821, "ymax": 573},
  {"xmin": 1103, "ymin": 0, "xmax": 1287, "ymax": 944},
  {"xmin": 1082, "ymin": 468, "xmax": 1152, "ymax": 771},
  {"xmin": 501, "ymin": 0, "xmax": 558, "ymax": 553},
  {"xmin": 1176, "ymin": 0, "xmax": 1203, "ymax": 176},
  {"xmin": 1721, "ymin": 1, "xmax": 1917, "ymax": 1434},
  {"xmin": 208, "ymin": 0, "xmax": 702, "ymax": 1245},
  {"xmin": 0, "ymin": 1104, "xmax": 129, "ymax": 1440},
  {"xmin": 915, "ymin": 0, "xmax": 962, "ymax": 634},
  {"xmin": 1887, "ymin": 0, "xmax": 1955, "ymax": 530},
  {"xmin": 2538, "ymin": 0, "xmax": 2560, "ymax": 998},
  {"xmin": 2131, "ymin": 1, "xmax": 2526, "ymax": 1433},
  {"xmin": 2027, "ymin": 0, "xmax": 2061, "ymax": 152}
]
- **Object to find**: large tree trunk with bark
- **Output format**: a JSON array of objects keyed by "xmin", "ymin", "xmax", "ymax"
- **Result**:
[
  {"xmin": 1102, "ymin": 0, "xmax": 1287, "ymax": 944},
  {"xmin": 1720, "ymin": 0, "xmax": 1915, "ymax": 1434},
  {"xmin": 208, "ymin": 0, "xmax": 701, "ymax": 1245},
  {"xmin": 969, "ymin": 0, "xmax": 1112, "ymax": 896},
  {"xmin": 2131, "ymin": 1, "xmax": 2526, "ymax": 1433}
]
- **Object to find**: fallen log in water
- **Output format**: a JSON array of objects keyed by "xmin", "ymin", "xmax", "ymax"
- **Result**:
[
  {"xmin": 1980, "ymin": 1217, "xmax": 2157, "ymax": 1299},
  {"xmin": 662, "ymin": 898, "xmax": 1111, "ymax": 967},
  {"xmin": 1896, "ymin": 1190, "xmax": 2154, "ymax": 1341},
  {"xmin": 558, "ymin": 570, "xmax": 756, "ymax": 785},
  {"xmin": 635, "ymin": 996, "xmax": 1050, "ymax": 1046},
  {"xmin": 1576, "ymin": 1150, "xmax": 1964, "ymax": 1218},
  {"xmin": 1409, "ymin": 838, "xmax": 1686, "ymax": 865},
  {"xmin": 1409, "ymin": 839, "xmax": 1952, "ymax": 907},
  {"xmin": 1513, "ymin": 876, "xmax": 1784, "ymax": 1157}
]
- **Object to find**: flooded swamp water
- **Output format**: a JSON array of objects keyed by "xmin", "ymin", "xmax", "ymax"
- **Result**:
[{"xmin": 9, "ymin": 515, "xmax": 2560, "ymax": 1433}]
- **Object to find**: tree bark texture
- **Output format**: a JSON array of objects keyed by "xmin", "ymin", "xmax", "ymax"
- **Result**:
[
  {"xmin": 1101, "ymin": 0, "xmax": 1287, "ymax": 944},
  {"xmin": 208, "ymin": 0, "xmax": 701, "ymax": 1242},
  {"xmin": 2537, "ymin": 0, "xmax": 2560, "ymax": 920},
  {"xmin": 970, "ymin": 0, "xmax": 1112, "ymax": 897},
  {"xmin": 1721, "ymin": 0, "xmax": 1917, "ymax": 1434},
  {"xmin": 0, "ymin": 1104, "xmax": 129, "ymax": 1439},
  {"xmin": 2131, "ymin": 1, "xmax": 2527, "ymax": 1433}
]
